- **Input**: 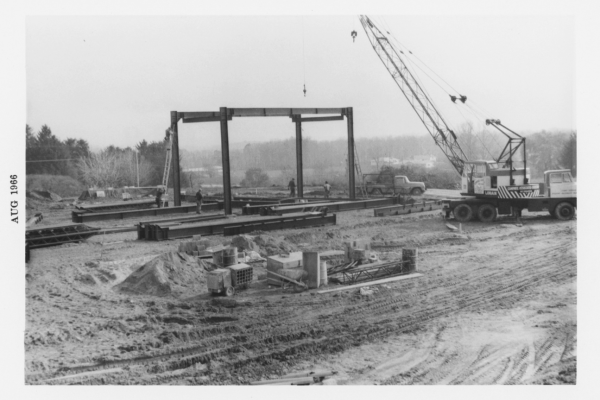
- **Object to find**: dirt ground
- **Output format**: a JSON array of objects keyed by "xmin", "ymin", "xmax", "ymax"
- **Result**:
[{"xmin": 24, "ymin": 192, "xmax": 576, "ymax": 385}]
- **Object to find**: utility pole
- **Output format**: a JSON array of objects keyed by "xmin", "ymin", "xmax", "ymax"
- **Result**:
[{"xmin": 135, "ymin": 151, "xmax": 140, "ymax": 187}]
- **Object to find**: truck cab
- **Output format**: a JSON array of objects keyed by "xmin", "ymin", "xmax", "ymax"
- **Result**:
[{"xmin": 539, "ymin": 170, "xmax": 577, "ymax": 198}]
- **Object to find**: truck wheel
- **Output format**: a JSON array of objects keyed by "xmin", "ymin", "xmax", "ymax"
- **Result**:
[
  {"xmin": 477, "ymin": 204, "xmax": 497, "ymax": 222},
  {"xmin": 554, "ymin": 202, "xmax": 575, "ymax": 220},
  {"xmin": 453, "ymin": 204, "xmax": 473, "ymax": 222},
  {"xmin": 224, "ymin": 286, "xmax": 235, "ymax": 297},
  {"xmin": 411, "ymin": 188, "xmax": 423, "ymax": 196}
]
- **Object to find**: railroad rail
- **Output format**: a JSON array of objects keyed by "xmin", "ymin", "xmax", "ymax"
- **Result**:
[
  {"xmin": 26, "ymin": 223, "xmax": 101, "ymax": 249},
  {"xmin": 141, "ymin": 212, "xmax": 336, "ymax": 241},
  {"xmin": 373, "ymin": 200, "xmax": 444, "ymax": 217}
]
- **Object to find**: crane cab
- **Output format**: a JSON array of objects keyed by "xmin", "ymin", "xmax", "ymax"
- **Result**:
[{"xmin": 461, "ymin": 161, "xmax": 538, "ymax": 198}]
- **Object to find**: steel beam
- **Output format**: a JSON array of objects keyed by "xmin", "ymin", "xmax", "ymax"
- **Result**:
[
  {"xmin": 137, "ymin": 214, "xmax": 227, "ymax": 239},
  {"xmin": 171, "ymin": 111, "xmax": 182, "ymax": 206},
  {"xmin": 144, "ymin": 212, "xmax": 336, "ymax": 240},
  {"xmin": 291, "ymin": 115, "xmax": 345, "ymax": 123},
  {"xmin": 295, "ymin": 117, "xmax": 303, "ymax": 198},
  {"xmin": 76, "ymin": 199, "xmax": 156, "ymax": 213},
  {"xmin": 223, "ymin": 214, "xmax": 336, "ymax": 236},
  {"xmin": 72, "ymin": 203, "xmax": 221, "ymax": 223},
  {"xmin": 347, "ymin": 107, "xmax": 356, "ymax": 200},
  {"xmin": 264, "ymin": 198, "xmax": 395, "ymax": 215},
  {"xmin": 220, "ymin": 107, "xmax": 232, "ymax": 215},
  {"xmin": 373, "ymin": 200, "xmax": 444, "ymax": 217}
]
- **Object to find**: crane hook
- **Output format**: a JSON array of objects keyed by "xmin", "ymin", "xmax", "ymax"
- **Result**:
[
  {"xmin": 303, "ymin": 84, "xmax": 307, "ymax": 97},
  {"xmin": 351, "ymin": 30, "xmax": 357, "ymax": 42}
]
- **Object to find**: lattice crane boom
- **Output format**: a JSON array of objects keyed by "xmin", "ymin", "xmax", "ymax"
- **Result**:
[{"xmin": 359, "ymin": 15, "xmax": 468, "ymax": 176}]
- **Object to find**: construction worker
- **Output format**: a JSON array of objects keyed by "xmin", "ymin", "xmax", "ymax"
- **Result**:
[
  {"xmin": 288, "ymin": 178, "xmax": 296, "ymax": 197},
  {"xmin": 195, "ymin": 188, "xmax": 203, "ymax": 214},
  {"xmin": 323, "ymin": 181, "xmax": 332, "ymax": 198},
  {"xmin": 155, "ymin": 188, "xmax": 164, "ymax": 208}
]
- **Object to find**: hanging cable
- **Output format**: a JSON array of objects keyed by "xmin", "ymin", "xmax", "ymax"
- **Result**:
[{"xmin": 302, "ymin": 17, "xmax": 307, "ymax": 96}]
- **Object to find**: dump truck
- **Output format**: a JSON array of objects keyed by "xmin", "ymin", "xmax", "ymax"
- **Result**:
[
  {"xmin": 206, "ymin": 263, "xmax": 253, "ymax": 296},
  {"xmin": 362, "ymin": 173, "xmax": 427, "ymax": 196}
]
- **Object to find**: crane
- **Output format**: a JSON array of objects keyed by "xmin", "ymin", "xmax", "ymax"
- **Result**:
[{"xmin": 358, "ymin": 15, "xmax": 468, "ymax": 177}]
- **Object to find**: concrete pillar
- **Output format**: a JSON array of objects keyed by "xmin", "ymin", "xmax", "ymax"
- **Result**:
[
  {"xmin": 220, "ymin": 107, "xmax": 232, "ymax": 215},
  {"xmin": 295, "ymin": 118, "xmax": 303, "ymax": 198},
  {"xmin": 347, "ymin": 107, "xmax": 356, "ymax": 200},
  {"xmin": 170, "ymin": 111, "xmax": 181, "ymax": 206},
  {"xmin": 303, "ymin": 251, "xmax": 320, "ymax": 289}
]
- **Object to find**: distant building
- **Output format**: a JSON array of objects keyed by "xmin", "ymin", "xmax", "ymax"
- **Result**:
[
  {"xmin": 370, "ymin": 157, "xmax": 401, "ymax": 167},
  {"xmin": 402, "ymin": 155, "xmax": 437, "ymax": 169}
]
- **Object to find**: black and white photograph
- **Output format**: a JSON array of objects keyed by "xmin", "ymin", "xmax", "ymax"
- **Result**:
[{"xmin": 2, "ymin": 0, "xmax": 598, "ymax": 398}]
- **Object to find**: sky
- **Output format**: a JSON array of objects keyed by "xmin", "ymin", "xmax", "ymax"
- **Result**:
[{"xmin": 26, "ymin": 13, "xmax": 575, "ymax": 152}]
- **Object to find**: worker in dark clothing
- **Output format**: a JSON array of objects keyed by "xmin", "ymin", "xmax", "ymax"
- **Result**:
[
  {"xmin": 156, "ymin": 188, "xmax": 164, "ymax": 208},
  {"xmin": 195, "ymin": 188, "xmax": 203, "ymax": 214},
  {"xmin": 288, "ymin": 178, "xmax": 296, "ymax": 197},
  {"xmin": 323, "ymin": 181, "xmax": 332, "ymax": 198}
]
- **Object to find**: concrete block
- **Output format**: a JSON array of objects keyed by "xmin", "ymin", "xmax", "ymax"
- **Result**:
[{"xmin": 267, "ymin": 252, "xmax": 303, "ymax": 273}]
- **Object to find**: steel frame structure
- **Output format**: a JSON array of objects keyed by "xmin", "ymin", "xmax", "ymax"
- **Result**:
[{"xmin": 170, "ymin": 107, "xmax": 356, "ymax": 214}]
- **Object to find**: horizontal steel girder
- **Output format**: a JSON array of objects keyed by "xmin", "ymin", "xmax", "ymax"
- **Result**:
[
  {"xmin": 179, "ymin": 108, "xmax": 346, "ymax": 122},
  {"xmin": 72, "ymin": 203, "xmax": 222, "ymax": 223},
  {"xmin": 265, "ymin": 198, "xmax": 395, "ymax": 215},
  {"xmin": 144, "ymin": 213, "xmax": 336, "ymax": 240},
  {"xmin": 76, "ymin": 199, "xmax": 156, "ymax": 213}
]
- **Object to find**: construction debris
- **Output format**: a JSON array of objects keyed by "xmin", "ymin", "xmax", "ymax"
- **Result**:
[{"xmin": 250, "ymin": 370, "xmax": 338, "ymax": 385}]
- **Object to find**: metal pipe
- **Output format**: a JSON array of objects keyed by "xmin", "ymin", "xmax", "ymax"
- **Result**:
[
  {"xmin": 170, "ymin": 111, "xmax": 182, "ymax": 206},
  {"xmin": 295, "ymin": 117, "xmax": 303, "ymax": 198},
  {"xmin": 220, "ymin": 107, "xmax": 232, "ymax": 215},
  {"xmin": 347, "ymin": 107, "xmax": 356, "ymax": 200}
]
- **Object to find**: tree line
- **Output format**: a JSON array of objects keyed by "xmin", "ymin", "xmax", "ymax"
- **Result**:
[
  {"xmin": 26, "ymin": 124, "xmax": 181, "ymax": 189},
  {"xmin": 25, "ymin": 123, "xmax": 576, "ymax": 191},
  {"xmin": 181, "ymin": 126, "xmax": 577, "ymax": 180}
]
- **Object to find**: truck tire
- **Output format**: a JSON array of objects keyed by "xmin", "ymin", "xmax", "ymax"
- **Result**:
[
  {"xmin": 453, "ymin": 204, "xmax": 473, "ymax": 222},
  {"xmin": 554, "ymin": 202, "xmax": 575, "ymax": 220},
  {"xmin": 224, "ymin": 286, "xmax": 235, "ymax": 297},
  {"xmin": 477, "ymin": 204, "xmax": 497, "ymax": 222},
  {"xmin": 411, "ymin": 187, "xmax": 423, "ymax": 196}
]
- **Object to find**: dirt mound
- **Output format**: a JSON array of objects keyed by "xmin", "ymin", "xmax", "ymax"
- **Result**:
[
  {"xmin": 253, "ymin": 234, "xmax": 297, "ymax": 256},
  {"xmin": 113, "ymin": 252, "xmax": 207, "ymax": 297},
  {"xmin": 26, "ymin": 190, "xmax": 62, "ymax": 202},
  {"xmin": 231, "ymin": 235, "xmax": 260, "ymax": 253}
]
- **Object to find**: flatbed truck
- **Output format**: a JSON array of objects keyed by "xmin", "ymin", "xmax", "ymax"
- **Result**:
[{"xmin": 443, "ymin": 168, "xmax": 576, "ymax": 222}]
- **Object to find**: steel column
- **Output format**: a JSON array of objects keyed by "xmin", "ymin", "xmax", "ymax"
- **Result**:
[
  {"xmin": 347, "ymin": 107, "xmax": 356, "ymax": 200},
  {"xmin": 170, "ymin": 111, "xmax": 182, "ymax": 206},
  {"xmin": 295, "ymin": 118, "xmax": 303, "ymax": 198},
  {"xmin": 220, "ymin": 107, "xmax": 232, "ymax": 215}
]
